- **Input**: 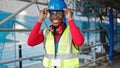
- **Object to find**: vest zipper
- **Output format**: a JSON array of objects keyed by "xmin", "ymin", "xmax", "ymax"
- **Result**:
[{"xmin": 53, "ymin": 27, "xmax": 57, "ymax": 68}]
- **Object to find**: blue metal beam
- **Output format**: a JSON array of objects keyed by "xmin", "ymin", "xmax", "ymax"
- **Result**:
[{"xmin": 109, "ymin": 8, "xmax": 114, "ymax": 61}]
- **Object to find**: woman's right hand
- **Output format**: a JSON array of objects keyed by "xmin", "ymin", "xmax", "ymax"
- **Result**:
[{"xmin": 38, "ymin": 8, "xmax": 49, "ymax": 23}]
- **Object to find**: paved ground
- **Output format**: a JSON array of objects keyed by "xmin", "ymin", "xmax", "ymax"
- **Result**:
[{"xmin": 81, "ymin": 54, "xmax": 120, "ymax": 68}]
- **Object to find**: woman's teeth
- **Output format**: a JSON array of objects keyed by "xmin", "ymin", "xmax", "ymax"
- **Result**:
[{"xmin": 53, "ymin": 20, "xmax": 59, "ymax": 23}]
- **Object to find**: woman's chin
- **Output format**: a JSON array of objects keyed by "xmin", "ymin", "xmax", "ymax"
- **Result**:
[
  {"xmin": 52, "ymin": 24, "xmax": 59, "ymax": 27},
  {"xmin": 52, "ymin": 23, "xmax": 59, "ymax": 26}
]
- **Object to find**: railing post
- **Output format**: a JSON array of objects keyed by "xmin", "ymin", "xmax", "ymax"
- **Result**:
[{"xmin": 19, "ymin": 45, "xmax": 22, "ymax": 68}]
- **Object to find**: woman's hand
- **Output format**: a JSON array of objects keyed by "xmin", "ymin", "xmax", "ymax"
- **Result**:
[
  {"xmin": 63, "ymin": 8, "xmax": 73, "ymax": 21},
  {"xmin": 38, "ymin": 8, "xmax": 49, "ymax": 23}
]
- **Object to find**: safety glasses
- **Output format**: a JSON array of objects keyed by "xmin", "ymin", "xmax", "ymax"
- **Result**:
[{"xmin": 49, "ymin": 10, "xmax": 64, "ymax": 16}]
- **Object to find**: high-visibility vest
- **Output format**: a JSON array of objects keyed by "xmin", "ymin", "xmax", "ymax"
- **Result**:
[{"xmin": 43, "ymin": 26, "xmax": 79, "ymax": 68}]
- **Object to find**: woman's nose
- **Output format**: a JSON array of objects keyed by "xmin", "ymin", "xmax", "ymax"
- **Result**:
[{"xmin": 53, "ymin": 14, "xmax": 58, "ymax": 18}]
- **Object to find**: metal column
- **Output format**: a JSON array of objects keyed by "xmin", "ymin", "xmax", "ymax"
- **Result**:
[{"xmin": 109, "ymin": 8, "xmax": 114, "ymax": 61}]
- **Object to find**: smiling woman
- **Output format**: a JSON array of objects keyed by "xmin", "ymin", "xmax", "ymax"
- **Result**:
[{"xmin": 27, "ymin": 0, "xmax": 84, "ymax": 68}]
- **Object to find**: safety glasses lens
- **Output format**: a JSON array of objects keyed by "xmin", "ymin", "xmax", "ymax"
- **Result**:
[{"xmin": 49, "ymin": 11, "xmax": 64, "ymax": 16}]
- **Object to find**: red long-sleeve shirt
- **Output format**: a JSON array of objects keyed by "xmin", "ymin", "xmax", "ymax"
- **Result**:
[{"xmin": 28, "ymin": 19, "xmax": 84, "ymax": 46}]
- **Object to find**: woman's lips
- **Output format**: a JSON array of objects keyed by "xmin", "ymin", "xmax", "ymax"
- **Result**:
[{"xmin": 53, "ymin": 20, "xmax": 59, "ymax": 23}]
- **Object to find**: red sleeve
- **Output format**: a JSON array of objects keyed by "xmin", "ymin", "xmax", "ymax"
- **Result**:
[
  {"xmin": 27, "ymin": 21, "xmax": 44, "ymax": 46},
  {"xmin": 68, "ymin": 19, "xmax": 84, "ymax": 46}
]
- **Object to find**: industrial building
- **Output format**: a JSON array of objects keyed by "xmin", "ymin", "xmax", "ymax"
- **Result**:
[{"xmin": 0, "ymin": 0, "xmax": 120, "ymax": 68}]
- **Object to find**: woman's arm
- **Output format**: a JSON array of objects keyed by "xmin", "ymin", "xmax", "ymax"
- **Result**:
[
  {"xmin": 63, "ymin": 8, "xmax": 84, "ymax": 46},
  {"xmin": 28, "ymin": 8, "xmax": 49, "ymax": 46},
  {"xmin": 27, "ymin": 21, "xmax": 44, "ymax": 46},
  {"xmin": 69, "ymin": 19, "xmax": 84, "ymax": 46}
]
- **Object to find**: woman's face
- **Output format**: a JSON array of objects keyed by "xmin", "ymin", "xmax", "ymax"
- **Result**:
[{"xmin": 49, "ymin": 11, "xmax": 64, "ymax": 26}]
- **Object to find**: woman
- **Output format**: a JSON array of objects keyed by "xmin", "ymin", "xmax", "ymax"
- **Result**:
[{"xmin": 28, "ymin": 1, "xmax": 84, "ymax": 67}]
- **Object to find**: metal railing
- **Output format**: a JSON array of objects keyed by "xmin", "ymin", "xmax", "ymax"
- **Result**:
[
  {"xmin": 0, "ymin": 55, "xmax": 44, "ymax": 64},
  {"xmin": 0, "ymin": 43, "xmax": 110, "ymax": 68}
]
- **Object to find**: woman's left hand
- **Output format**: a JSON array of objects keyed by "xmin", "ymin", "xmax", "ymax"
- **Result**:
[{"xmin": 63, "ymin": 8, "xmax": 73, "ymax": 21}]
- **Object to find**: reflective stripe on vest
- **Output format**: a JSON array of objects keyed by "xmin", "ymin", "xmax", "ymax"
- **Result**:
[{"xmin": 45, "ymin": 53, "xmax": 79, "ymax": 59}]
